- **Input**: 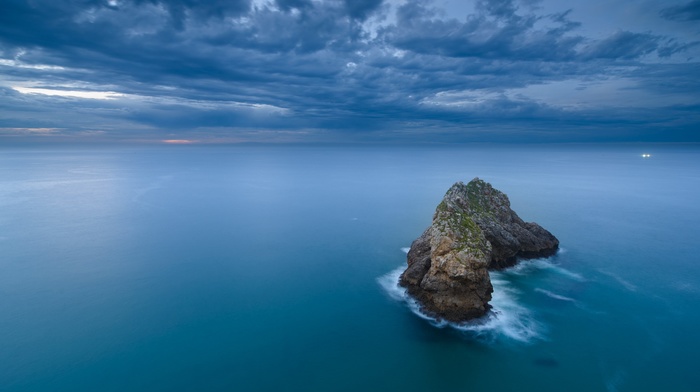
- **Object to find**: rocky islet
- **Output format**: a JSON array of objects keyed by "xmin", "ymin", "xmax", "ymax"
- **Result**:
[{"xmin": 399, "ymin": 178, "xmax": 559, "ymax": 323}]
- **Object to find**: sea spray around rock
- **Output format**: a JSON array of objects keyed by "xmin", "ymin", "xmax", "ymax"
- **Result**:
[{"xmin": 378, "ymin": 264, "xmax": 543, "ymax": 343}]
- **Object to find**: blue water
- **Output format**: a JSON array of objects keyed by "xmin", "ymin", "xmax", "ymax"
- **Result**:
[{"xmin": 1, "ymin": 144, "xmax": 699, "ymax": 391}]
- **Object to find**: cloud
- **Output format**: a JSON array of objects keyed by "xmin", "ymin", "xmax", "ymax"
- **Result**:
[
  {"xmin": 111, "ymin": 0, "xmax": 253, "ymax": 30},
  {"xmin": 275, "ymin": 0, "xmax": 313, "ymax": 12},
  {"xmin": 579, "ymin": 30, "xmax": 660, "ymax": 60},
  {"xmin": 382, "ymin": 0, "xmax": 585, "ymax": 61},
  {"xmin": 661, "ymin": 0, "xmax": 700, "ymax": 21},
  {"xmin": 0, "ymin": 0, "xmax": 698, "ymax": 143},
  {"xmin": 12, "ymin": 87, "xmax": 124, "ymax": 100}
]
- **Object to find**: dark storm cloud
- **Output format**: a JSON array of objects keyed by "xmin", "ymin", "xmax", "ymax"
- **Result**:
[
  {"xmin": 661, "ymin": 0, "xmax": 700, "ymax": 21},
  {"xmin": 580, "ymin": 31, "xmax": 661, "ymax": 60},
  {"xmin": 385, "ymin": 0, "xmax": 685, "ymax": 62},
  {"xmin": 0, "ymin": 0, "xmax": 698, "ymax": 143},
  {"xmin": 383, "ymin": 0, "xmax": 583, "ymax": 61},
  {"xmin": 343, "ymin": 0, "xmax": 384, "ymax": 20}
]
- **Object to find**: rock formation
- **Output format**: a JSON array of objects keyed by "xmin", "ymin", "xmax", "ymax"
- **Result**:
[{"xmin": 399, "ymin": 178, "xmax": 559, "ymax": 322}]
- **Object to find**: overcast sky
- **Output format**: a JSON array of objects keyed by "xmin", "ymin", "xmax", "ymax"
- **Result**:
[{"xmin": 1, "ymin": 0, "xmax": 699, "ymax": 144}]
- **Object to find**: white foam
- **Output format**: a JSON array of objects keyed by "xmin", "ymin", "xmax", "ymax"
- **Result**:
[
  {"xmin": 377, "ymin": 267, "xmax": 446, "ymax": 325},
  {"xmin": 377, "ymin": 266, "xmax": 408, "ymax": 302},
  {"xmin": 505, "ymin": 257, "xmax": 585, "ymax": 282},
  {"xmin": 400, "ymin": 247, "xmax": 410, "ymax": 254},
  {"xmin": 534, "ymin": 288, "xmax": 576, "ymax": 302},
  {"xmin": 377, "ymin": 267, "xmax": 543, "ymax": 343}
]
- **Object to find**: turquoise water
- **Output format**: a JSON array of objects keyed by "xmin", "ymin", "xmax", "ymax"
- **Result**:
[{"xmin": 1, "ymin": 145, "xmax": 699, "ymax": 391}]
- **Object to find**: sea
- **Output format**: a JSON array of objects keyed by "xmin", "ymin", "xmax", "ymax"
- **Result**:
[{"xmin": 1, "ymin": 144, "xmax": 699, "ymax": 391}]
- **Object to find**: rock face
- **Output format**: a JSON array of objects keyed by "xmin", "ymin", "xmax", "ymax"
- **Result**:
[{"xmin": 399, "ymin": 178, "xmax": 559, "ymax": 322}]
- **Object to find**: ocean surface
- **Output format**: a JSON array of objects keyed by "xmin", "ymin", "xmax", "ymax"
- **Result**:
[{"xmin": 1, "ymin": 144, "xmax": 699, "ymax": 391}]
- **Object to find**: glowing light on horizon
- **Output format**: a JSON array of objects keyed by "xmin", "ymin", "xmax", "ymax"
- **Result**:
[
  {"xmin": 642, "ymin": 154, "xmax": 651, "ymax": 158},
  {"xmin": 162, "ymin": 139, "xmax": 196, "ymax": 144}
]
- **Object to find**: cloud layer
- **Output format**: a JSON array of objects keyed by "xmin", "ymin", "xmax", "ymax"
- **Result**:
[{"xmin": 1, "ymin": 0, "xmax": 699, "ymax": 143}]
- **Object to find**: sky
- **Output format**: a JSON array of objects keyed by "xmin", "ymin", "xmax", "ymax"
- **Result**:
[{"xmin": 1, "ymin": 0, "xmax": 699, "ymax": 144}]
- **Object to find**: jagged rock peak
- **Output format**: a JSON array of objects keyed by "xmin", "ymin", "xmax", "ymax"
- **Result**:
[{"xmin": 455, "ymin": 178, "xmax": 559, "ymax": 269}]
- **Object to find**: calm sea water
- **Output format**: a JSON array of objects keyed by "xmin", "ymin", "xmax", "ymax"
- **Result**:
[{"xmin": 1, "ymin": 144, "xmax": 699, "ymax": 391}]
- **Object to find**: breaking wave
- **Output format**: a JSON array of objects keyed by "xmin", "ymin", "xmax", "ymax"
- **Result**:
[
  {"xmin": 378, "ymin": 265, "xmax": 543, "ymax": 343},
  {"xmin": 378, "ymin": 248, "xmax": 590, "ymax": 342},
  {"xmin": 505, "ymin": 254, "xmax": 584, "ymax": 282}
]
